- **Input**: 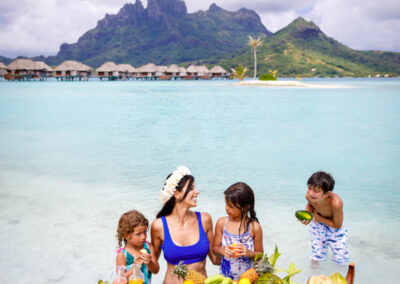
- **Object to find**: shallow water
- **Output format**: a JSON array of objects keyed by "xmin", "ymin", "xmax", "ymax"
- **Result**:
[{"xmin": 0, "ymin": 78, "xmax": 399, "ymax": 283}]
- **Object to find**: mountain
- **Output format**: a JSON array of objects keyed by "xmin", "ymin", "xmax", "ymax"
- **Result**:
[
  {"xmin": 207, "ymin": 17, "xmax": 400, "ymax": 77},
  {"xmin": 41, "ymin": 0, "xmax": 270, "ymax": 67}
]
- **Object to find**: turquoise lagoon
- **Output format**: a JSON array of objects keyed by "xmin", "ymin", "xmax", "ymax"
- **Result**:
[{"xmin": 0, "ymin": 78, "xmax": 399, "ymax": 283}]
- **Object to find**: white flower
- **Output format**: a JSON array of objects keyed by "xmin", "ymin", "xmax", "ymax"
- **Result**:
[{"xmin": 160, "ymin": 165, "xmax": 191, "ymax": 205}]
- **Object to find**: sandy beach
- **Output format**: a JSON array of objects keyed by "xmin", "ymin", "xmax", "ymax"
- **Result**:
[{"xmin": 238, "ymin": 80, "xmax": 349, "ymax": 88}]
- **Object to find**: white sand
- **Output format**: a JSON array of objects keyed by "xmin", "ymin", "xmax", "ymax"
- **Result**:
[{"xmin": 238, "ymin": 80, "xmax": 348, "ymax": 88}]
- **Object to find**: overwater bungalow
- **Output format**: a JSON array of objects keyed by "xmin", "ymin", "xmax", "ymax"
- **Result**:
[
  {"xmin": 196, "ymin": 65, "xmax": 211, "ymax": 79},
  {"xmin": 166, "ymin": 64, "xmax": 181, "ymax": 79},
  {"xmin": 156, "ymin": 66, "xmax": 168, "ymax": 79},
  {"xmin": 0, "ymin": 62, "xmax": 7, "ymax": 78},
  {"xmin": 6, "ymin": 59, "xmax": 36, "ymax": 80},
  {"xmin": 33, "ymin": 61, "xmax": 53, "ymax": 78},
  {"xmin": 117, "ymin": 64, "xmax": 137, "ymax": 79},
  {"xmin": 54, "ymin": 60, "xmax": 91, "ymax": 80},
  {"xmin": 137, "ymin": 63, "xmax": 157, "ymax": 79},
  {"xmin": 186, "ymin": 65, "xmax": 198, "ymax": 79},
  {"xmin": 96, "ymin": 61, "xmax": 119, "ymax": 80},
  {"xmin": 179, "ymin": 67, "xmax": 187, "ymax": 78},
  {"xmin": 210, "ymin": 65, "xmax": 228, "ymax": 78}
]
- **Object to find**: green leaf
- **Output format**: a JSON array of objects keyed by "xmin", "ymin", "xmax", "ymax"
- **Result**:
[
  {"xmin": 268, "ymin": 244, "xmax": 281, "ymax": 267},
  {"xmin": 286, "ymin": 262, "xmax": 301, "ymax": 277}
]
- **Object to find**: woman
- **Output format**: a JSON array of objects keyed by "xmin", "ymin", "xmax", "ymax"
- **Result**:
[{"xmin": 151, "ymin": 166, "xmax": 220, "ymax": 283}]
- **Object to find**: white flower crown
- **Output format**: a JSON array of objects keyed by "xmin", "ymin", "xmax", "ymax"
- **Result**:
[{"xmin": 160, "ymin": 166, "xmax": 192, "ymax": 205}]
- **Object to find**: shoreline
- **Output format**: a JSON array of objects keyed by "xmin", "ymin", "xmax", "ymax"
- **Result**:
[{"xmin": 237, "ymin": 80, "xmax": 349, "ymax": 88}]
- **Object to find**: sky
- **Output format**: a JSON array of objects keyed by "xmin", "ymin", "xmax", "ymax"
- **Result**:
[{"xmin": 0, "ymin": 0, "xmax": 399, "ymax": 58}]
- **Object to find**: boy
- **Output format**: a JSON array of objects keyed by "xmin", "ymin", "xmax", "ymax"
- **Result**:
[{"xmin": 301, "ymin": 171, "xmax": 349, "ymax": 265}]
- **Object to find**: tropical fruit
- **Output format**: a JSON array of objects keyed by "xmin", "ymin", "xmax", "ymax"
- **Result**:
[
  {"xmin": 204, "ymin": 274, "xmax": 225, "ymax": 284},
  {"xmin": 307, "ymin": 275, "xmax": 333, "ymax": 284},
  {"xmin": 140, "ymin": 249, "xmax": 148, "ymax": 254},
  {"xmin": 254, "ymin": 273, "xmax": 282, "ymax": 284},
  {"xmin": 173, "ymin": 261, "xmax": 206, "ymax": 284},
  {"xmin": 238, "ymin": 278, "xmax": 251, "ymax": 284},
  {"xmin": 295, "ymin": 210, "xmax": 313, "ymax": 221},
  {"xmin": 328, "ymin": 273, "xmax": 348, "ymax": 284},
  {"xmin": 240, "ymin": 254, "xmax": 274, "ymax": 283}
]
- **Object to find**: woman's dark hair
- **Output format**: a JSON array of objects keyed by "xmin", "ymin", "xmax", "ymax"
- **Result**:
[
  {"xmin": 156, "ymin": 174, "xmax": 195, "ymax": 219},
  {"xmin": 224, "ymin": 182, "xmax": 258, "ymax": 236},
  {"xmin": 307, "ymin": 171, "xmax": 335, "ymax": 193}
]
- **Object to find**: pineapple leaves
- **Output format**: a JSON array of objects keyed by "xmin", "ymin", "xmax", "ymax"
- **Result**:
[
  {"xmin": 281, "ymin": 263, "xmax": 302, "ymax": 284},
  {"xmin": 268, "ymin": 244, "xmax": 281, "ymax": 268}
]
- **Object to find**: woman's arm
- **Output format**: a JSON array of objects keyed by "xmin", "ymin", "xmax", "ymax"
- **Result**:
[
  {"xmin": 202, "ymin": 212, "xmax": 222, "ymax": 265},
  {"xmin": 150, "ymin": 219, "xmax": 163, "ymax": 261}
]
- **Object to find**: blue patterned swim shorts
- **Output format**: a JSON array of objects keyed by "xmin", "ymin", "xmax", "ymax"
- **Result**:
[{"xmin": 309, "ymin": 220, "xmax": 349, "ymax": 265}]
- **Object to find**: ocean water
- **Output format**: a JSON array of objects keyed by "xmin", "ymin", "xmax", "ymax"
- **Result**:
[{"xmin": 0, "ymin": 78, "xmax": 399, "ymax": 283}]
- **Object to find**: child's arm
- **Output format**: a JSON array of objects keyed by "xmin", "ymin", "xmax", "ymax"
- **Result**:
[
  {"xmin": 140, "ymin": 243, "xmax": 159, "ymax": 274},
  {"xmin": 238, "ymin": 222, "xmax": 263, "ymax": 259},
  {"xmin": 212, "ymin": 217, "xmax": 235, "ymax": 259},
  {"xmin": 116, "ymin": 251, "xmax": 133, "ymax": 279},
  {"xmin": 300, "ymin": 200, "xmax": 315, "ymax": 225},
  {"xmin": 202, "ymin": 212, "xmax": 222, "ymax": 265}
]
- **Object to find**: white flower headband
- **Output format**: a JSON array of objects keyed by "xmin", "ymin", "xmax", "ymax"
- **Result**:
[{"xmin": 160, "ymin": 166, "xmax": 191, "ymax": 205}]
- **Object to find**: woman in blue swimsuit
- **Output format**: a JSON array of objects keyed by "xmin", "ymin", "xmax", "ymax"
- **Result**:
[{"xmin": 151, "ymin": 166, "xmax": 220, "ymax": 283}]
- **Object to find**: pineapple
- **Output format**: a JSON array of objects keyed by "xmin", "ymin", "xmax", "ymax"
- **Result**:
[
  {"xmin": 172, "ymin": 261, "xmax": 206, "ymax": 284},
  {"xmin": 241, "ymin": 254, "xmax": 274, "ymax": 283}
]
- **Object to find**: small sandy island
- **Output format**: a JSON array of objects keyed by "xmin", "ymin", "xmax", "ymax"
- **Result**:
[{"xmin": 238, "ymin": 80, "xmax": 347, "ymax": 88}]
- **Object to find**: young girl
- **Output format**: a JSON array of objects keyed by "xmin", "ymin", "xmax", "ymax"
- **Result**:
[
  {"xmin": 213, "ymin": 182, "xmax": 264, "ymax": 280},
  {"xmin": 116, "ymin": 210, "xmax": 159, "ymax": 283}
]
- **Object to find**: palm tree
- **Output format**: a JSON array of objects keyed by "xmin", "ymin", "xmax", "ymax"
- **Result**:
[
  {"xmin": 248, "ymin": 36, "xmax": 264, "ymax": 80},
  {"xmin": 269, "ymin": 69, "xmax": 278, "ymax": 79},
  {"xmin": 231, "ymin": 65, "xmax": 248, "ymax": 81}
]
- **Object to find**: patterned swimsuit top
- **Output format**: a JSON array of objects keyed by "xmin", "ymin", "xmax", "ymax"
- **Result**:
[
  {"xmin": 118, "ymin": 242, "xmax": 152, "ymax": 284},
  {"xmin": 220, "ymin": 217, "xmax": 255, "ymax": 280}
]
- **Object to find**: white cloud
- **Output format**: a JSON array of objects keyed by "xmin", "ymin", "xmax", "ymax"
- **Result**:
[
  {"xmin": 306, "ymin": 0, "xmax": 400, "ymax": 52},
  {"xmin": 0, "ymin": 0, "xmax": 398, "ymax": 58}
]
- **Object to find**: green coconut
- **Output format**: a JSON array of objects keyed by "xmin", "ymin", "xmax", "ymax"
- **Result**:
[{"xmin": 254, "ymin": 272, "xmax": 283, "ymax": 284}]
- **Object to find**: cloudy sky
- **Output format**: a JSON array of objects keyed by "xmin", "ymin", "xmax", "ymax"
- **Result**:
[{"xmin": 0, "ymin": 0, "xmax": 399, "ymax": 58}]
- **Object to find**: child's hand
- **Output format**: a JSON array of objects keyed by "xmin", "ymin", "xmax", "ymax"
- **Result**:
[
  {"xmin": 299, "ymin": 219, "xmax": 311, "ymax": 225},
  {"xmin": 140, "ymin": 251, "xmax": 151, "ymax": 265},
  {"xmin": 223, "ymin": 245, "xmax": 236, "ymax": 258},
  {"xmin": 235, "ymin": 244, "xmax": 250, "ymax": 257}
]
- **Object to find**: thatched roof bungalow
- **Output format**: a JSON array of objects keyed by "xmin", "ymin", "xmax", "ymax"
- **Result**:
[
  {"xmin": 155, "ymin": 65, "xmax": 167, "ymax": 76},
  {"xmin": 166, "ymin": 64, "xmax": 181, "ymax": 77},
  {"xmin": 179, "ymin": 67, "xmax": 187, "ymax": 77},
  {"xmin": 210, "ymin": 65, "xmax": 228, "ymax": 77},
  {"xmin": 97, "ymin": 61, "xmax": 119, "ymax": 77},
  {"xmin": 7, "ymin": 59, "xmax": 36, "ymax": 75},
  {"xmin": 0, "ymin": 62, "xmax": 7, "ymax": 76},
  {"xmin": 137, "ymin": 63, "xmax": 157, "ymax": 77},
  {"xmin": 186, "ymin": 65, "xmax": 198, "ymax": 77},
  {"xmin": 196, "ymin": 65, "xmax": 211, "ymax": 79},
  {"xmin": 54, "ymin": 60, "xmax": 91, "ymax": 77},
  {"xmin": 34, "ymin": 61, "xmax": 53, "ymax": 75},
  {"xmin": 117, "ymin": 64, "xmax": 137, "ymax": 78}
]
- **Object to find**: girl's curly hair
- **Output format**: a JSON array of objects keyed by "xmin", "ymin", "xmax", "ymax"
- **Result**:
[{"xmin": 117, "ymin": 210, "xmax": 148, "ymax": 248}]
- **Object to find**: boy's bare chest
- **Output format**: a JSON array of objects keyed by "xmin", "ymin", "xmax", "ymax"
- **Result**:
[{"xmin": 312, "ymin": 202, "xmax": 333, "ymax": 219}]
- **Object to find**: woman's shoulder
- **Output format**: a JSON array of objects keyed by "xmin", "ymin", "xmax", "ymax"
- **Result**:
[{"xmin": 151, "ymin": 217, "xmax": 163, "ymax": 232}]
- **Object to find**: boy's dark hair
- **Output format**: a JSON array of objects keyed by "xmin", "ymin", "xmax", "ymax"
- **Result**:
[
  {"xmin": 224, "ymin": 182, "xmax": 258, "ymax": 236},
  {"xmin": 307, "ymin": 171, "xmax": 335, "ymax": 193},
  {"xmin": 156, "ymin": 175, "xmax": 194, "ymax": 219}
]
